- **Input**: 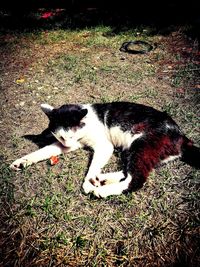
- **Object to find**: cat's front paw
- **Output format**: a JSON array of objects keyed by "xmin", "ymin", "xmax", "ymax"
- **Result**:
[
  {"xmin": 10, "ymin": 158, "xmax": 32, "ymax": 171},
  {"xmin": 82, "ymin": 179, "xmax": 96, "ymax": 194}
]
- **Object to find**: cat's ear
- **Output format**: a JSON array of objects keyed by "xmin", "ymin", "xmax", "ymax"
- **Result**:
[
  {"xmin": 79, "ymin": 108, "xmax": 88, "ymax": 120},
  {"xmin": 41, "ymin": 103, "xmax": 54, "ymax": 117}
]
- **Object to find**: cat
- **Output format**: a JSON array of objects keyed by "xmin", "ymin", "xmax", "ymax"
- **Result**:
[{"xmin": 10, "ymin": 102, "xmax": 200, "ymax": 198}]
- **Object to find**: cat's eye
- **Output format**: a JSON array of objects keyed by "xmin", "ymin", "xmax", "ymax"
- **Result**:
[{"xmin": 80, "ymin": 122, "xmax": 85, "ymax": 128}]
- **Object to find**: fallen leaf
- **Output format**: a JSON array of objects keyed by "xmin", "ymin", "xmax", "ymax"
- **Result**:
[{"xmin": 16, "ymin": 78, "xmax": 25, "ymax": 84}]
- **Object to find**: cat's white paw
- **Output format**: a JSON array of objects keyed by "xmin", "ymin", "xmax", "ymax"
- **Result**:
[
  {"xmin": 93, "ymin": 186, "xmax": 110, "ymax": 198},
  {"xmin": 87, "ymin": 177, "xmax": 106, "ymax": 187},
  {"xmin": 10, "ymin": 158, "xmax": 32, "ymax": 171},
  {"xmin": 93, "ymin": 183, "xmax": 125, "ymax": 198},
  {"xmin": 82, "ymin": 179, "xmax": 96, "ymax": 194}
]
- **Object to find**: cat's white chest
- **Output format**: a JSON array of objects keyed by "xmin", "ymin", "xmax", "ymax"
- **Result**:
[{"xmin": 109, "ymin": 126, "xmax": 143, "ymax": 149}]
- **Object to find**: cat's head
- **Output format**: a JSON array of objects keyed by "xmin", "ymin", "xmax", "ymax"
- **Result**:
[{"xmin": 41, "ymin": 103, "xmax": 88, "ymax": 148}]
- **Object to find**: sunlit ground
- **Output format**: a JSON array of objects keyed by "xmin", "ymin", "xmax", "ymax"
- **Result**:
[{"xmin": 0, "ymin": 7, "xmax": 200, "ymax": 267}]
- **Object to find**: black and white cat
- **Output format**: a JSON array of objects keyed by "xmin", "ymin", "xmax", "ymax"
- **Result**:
[{"xmin": 10, "ymin": 102, "xmax": 200, "ymax": 198}]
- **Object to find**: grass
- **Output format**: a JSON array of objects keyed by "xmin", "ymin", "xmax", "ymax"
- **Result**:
[
  {"xmin": 0, "ymin": 13, "xmax": 200, "ymax": 267},
  {"xmin": 171, "ymin": 62, "xmax": 200, "ymax": 88}
]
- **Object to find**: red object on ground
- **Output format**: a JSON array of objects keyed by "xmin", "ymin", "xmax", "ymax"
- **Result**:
[
  {"xmin": 50, "ymin": 156, "xmax": 59, "ymax": 165},
  {"xmin": 41, "ymin": 12, "xmax": 53, "ymax": 19}
]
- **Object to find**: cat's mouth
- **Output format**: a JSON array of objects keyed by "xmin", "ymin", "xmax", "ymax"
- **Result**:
[{"xmin": 51, "ymin": 131, "xmax": 68, "ymax": 148}]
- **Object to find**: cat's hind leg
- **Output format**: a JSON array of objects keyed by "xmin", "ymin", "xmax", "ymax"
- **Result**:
[
  {"xmin": 125, "ymin": 133, "xmax": 182, "ymax": 192},
  {"xmin": 93, "ymin": 133, "xmax": 182, "ymax": 198}
]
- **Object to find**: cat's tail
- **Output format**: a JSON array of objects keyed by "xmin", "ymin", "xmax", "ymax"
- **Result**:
[{"xmin": 181, "ymin": 137, "xmax": 200, "ymax": 169}]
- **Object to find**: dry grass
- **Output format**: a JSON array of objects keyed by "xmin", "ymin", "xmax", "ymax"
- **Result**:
[{"xmin": 0, "ymin": 14, "xmax": 200, "ymax": 267}]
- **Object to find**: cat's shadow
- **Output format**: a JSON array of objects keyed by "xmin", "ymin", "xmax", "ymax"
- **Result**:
[{"xmin": 23, "ymin": 128, "xmax": 57, "ymax": 148}]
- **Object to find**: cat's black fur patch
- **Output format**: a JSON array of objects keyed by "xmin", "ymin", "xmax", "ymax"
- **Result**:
[
  {"xmin": 93, "ymin": 102, "xmax": 180, "ymax": 134},
  {"xmin": 48, "ymin": 104, "xmax": 87, "ymax": 131}
]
